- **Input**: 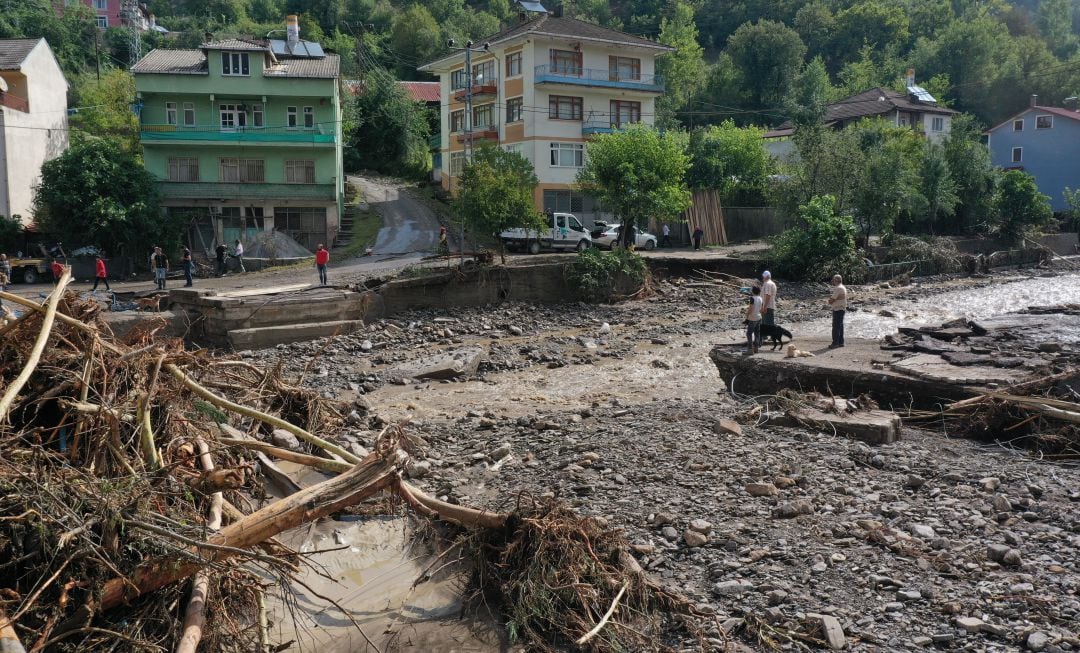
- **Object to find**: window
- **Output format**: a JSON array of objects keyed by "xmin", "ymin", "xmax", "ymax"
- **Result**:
[
  {"xmin": 1036, "ymin": 114, "xmax": 1053, "ymax": 129},
  {"xmin": 167, "ymin": 157, "xmax": 199, "ymax": 182},
  {"xmin": 543, "ymin": 189, "xmax": 584, "ymax": 213},
  {"xmin": 221, "ymin": 52, "xmax": 250, "ymax": 76},
  {"xmin": 95, "ymin": 15, "xmax": 108, "ymax": 28},
  {"xmin": 550, "ymin": 142, "xmax": 584, "ymax": 167},
  {"xmin": 472, "ymin": 60, "xmax": 495, "ymax": 84},
  {"xmin": 506, "ymin": 97, "xmax": 523, "ymax": 123},
  {"xmin": 451, "ymin": 69, "xmax": 468, "ymax": 90},
  {"xmin": 931, "ymin": 116, "xmax": 944, "ymax": 132},
  {"xmin": 274, "ymin": 207, "xmax": 327, "ymax": 251},
  {"xmin": 506, "ymin": 52, "xmax": 522, "ymax": 77},
  {"xmin": 549, "ymin": 95, "xmax": 583, "ymax": 120},
  {"xmin": 503, "ymin": 143, "xmax": 524, "ymax": 156},
  {"xmin": 183, "ymin": 102, "xmax": 195, "ymax": 126},
  {"xmin": 93, "ymin": 0, "xmax": 107, "ymax": 9},
  {"xmin": 550, "ymin": 49, "xmax": 582, "ymax": 76},
  {"xmin": 219, "ymin": 158, "xmax": 265, "ymax": 183},
  {"xmin": 285, "ymin": 160, "xmax": 316, "ymax": 184},
  {"xmin": 165, "ymin": 102, "xmax": 177, "ymax": 125},
  {"xmin": 286, "ymin": 106, "xmax": 298, "ymax": 128},
  {"xmin": 450, "ymin": 110, "xmax": 465, "ymax": 133},
  {"xmin": 473, "ymin": 103, "xmax": 494, "ymax": 128},
  {"xmin": 303, "ymin": 106, "xmax": 314, "ymax": 129},
  {"xmin": 608, "ymin": 56, "xmax": 641, "ymax": 81},
  {"xmin": 219, "ymin": 103, "xmax": 247, "ymax": 130},
  {"xmin": 450, "ymin": 152, "xmax": 466, "ymax": 176},
  {"xmin": 1012, "ymin": 147, "xmax": 1022, "ymax": 163},
  {"xmin": 1013, "ymin": 119, "xmax": 1024, "ymax": 132},
  {"xmin": 610, "ymin": 100, "xmax": 641, "ymax": 126},
  {"xmin": 251, "ymin": 103, "xmax": 263, "ymax": 127}
]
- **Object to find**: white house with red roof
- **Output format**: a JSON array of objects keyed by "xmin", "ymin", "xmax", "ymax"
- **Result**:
[{"xmin": 986, "ymin": 95, "xmax": 1080, "ymax": 212}]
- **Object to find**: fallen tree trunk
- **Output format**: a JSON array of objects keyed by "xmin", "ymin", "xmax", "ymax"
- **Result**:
[
  {"xmin": 175, "ymin": 439, "xmax": 224, "ymax": 653},
  {"xmin": 99, "ymin": 449, "xmax": 406, "ymax": 611}
]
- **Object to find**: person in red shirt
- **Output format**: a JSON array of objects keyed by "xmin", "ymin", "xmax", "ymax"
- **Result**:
[
  {"xmin": 50, "ymin": 259, "xmax": 64, "ymax": 285},
  {"xmin": 315, "ymin": 244, "xmax": 329, "ymax": 286},
  {"xmin": 92, "ymin": 255, "xmax": 111, "ymax": 291}
]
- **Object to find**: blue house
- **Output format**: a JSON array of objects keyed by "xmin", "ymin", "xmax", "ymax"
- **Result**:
[{"xmin": 986, "ymin": 95, "xmax": 1080, "ymax": 212}]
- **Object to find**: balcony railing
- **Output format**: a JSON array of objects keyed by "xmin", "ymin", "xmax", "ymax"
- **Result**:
[
  {"xmin": 454, "ymin": 126, "xmax": 499, "ymax": 143},
  {"xmin": 534, "ymin": 65, "xmax": 664, "ymax": 92},
  {"xmin": 0, "ymin": 92, "xmax": 29, "ymax": 113},
  {"xmin": 141, "ymin": 124, "xmax": 336, "ymax": 144},
  {"xmin": 157, "ymin": 181, "xmax": 337, "ymax": 201},
  {"xmin": 451, "ymin": 78, "xmax": 498, "ymax": 102},
  {"xmin": 582, "ymin": 119, "xmax": 634, "ymax": 135}
]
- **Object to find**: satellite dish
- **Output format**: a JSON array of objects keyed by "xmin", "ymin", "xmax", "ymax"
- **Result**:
[{"xmin": 0, "ymin": 78, "xmax": 8, "ymax": 92}]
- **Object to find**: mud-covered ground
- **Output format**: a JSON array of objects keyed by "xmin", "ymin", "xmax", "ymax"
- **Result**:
[{"xmin": 246, "ymin": 271, "xmax": 1080, "ymax": 652}]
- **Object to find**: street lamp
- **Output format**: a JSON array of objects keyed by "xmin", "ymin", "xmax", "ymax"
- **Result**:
[{"xmin": 446, "ymin": 38, "xmax": 490, "ymax": 263}]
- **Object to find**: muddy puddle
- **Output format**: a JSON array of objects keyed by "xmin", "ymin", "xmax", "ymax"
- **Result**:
[
  {"xmin": 261, "ymin": 464, "xmax": 504, "ymax": 653},
  {"xmin": 803, "ymin": 272, "xmax": 1080, "ymax": 341}
]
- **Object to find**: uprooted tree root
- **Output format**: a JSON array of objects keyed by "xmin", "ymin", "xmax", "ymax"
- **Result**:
[{"xmin": 0, "ymin": 279, "xmax": 722, "ymax": 652}]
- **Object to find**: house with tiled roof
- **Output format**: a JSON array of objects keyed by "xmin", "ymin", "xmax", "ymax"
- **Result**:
[
  {"xmin": 131, "ymin": 16, "xmax": 343, "ymax": 252},
  {"xmin": 764, "ymin": 71, "xmax": 958, "ymax": 158},
  {"xmin": 986, "ymin": 95, "xmax": 1080, "ymax": 211},
  {"xmin": 0, "ymin": 38, "xmax": 68, "ymax": 222},
  {"xmin": 418, "ymin": 7, "xmax": 673, "ymax": 225}
]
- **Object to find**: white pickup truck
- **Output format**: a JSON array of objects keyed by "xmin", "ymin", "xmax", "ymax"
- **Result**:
[{"xmin": 500, "ymin": 212, "xmax": 592, "ymax": 254}]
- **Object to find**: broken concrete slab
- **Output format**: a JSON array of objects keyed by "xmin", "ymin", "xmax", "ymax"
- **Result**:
[
  {"xmin": 890, "ymin": 353, "xmax": 1030, "ymax": 385},
  {"xmin": 227, "ymin": 320, "xmax": 365, "ymax": 350},
  {"xmin": 388, "ymin": 347, "xmax": 484, "ymax": 380},
  {"xmin": 765, "ymin": 406, "xmax": 902, "ymax": 445}
]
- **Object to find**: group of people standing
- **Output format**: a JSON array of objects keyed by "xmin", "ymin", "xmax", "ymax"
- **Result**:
[{"xmin": 743, "ymin": 272, "xmax": 848, "ymax": 354}]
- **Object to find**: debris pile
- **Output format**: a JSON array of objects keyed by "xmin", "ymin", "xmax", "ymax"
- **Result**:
[{"xmin": 0, "ymin": 275, "xmax": 718, "ymax": 651}]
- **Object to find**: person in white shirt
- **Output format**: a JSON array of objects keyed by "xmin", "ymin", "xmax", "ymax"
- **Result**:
[
  {"xmin": 233, "ymin": 239, "xmax": 246, "ymax": 273},
  {"xmin": 761, "ymin": 270, "xmax": 777, "ymax": 326},
  {"xmin": 661, "ymin": 223, "xmax": 671, "ymax": 247},
  {"xmin": 827, "ymin": 274, "xmax": 848, "ymax": 348},
  {"xmin": 745, "ymin": 285, "xmax": 763, "ymax": 354}
]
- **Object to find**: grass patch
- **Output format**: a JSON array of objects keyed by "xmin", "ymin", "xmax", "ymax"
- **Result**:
[{"xmin": 338, "ymin": 209, "xmax": 383, "ymax": 259}]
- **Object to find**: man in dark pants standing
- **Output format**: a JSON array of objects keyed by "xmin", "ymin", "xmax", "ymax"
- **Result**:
[
  {"xmin": 692, "ymin": 225, "xmax": 704, "ymax": 250},
  {"xmin": 181, "ymin": 247, "xmax": 194, "ymax": 287},
  {"xmin": 92, "ymin": 255, "xmax": 111, "ymax": 291},
  {"xmin": 215, "ymin": 243, "xmax": 227, "ymax": 277},
  {"xmin": 152, "ymin": 247, "xmax": 169, "ymax": 290},
  {"xmin": 827, "ymin": 274, "xmax": 847, "ymax": 349}
]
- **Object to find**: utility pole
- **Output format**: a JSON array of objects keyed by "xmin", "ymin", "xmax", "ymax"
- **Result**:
[{"xmin": 447, "ymin": 39, "xmax": 489, "ymax": 264}]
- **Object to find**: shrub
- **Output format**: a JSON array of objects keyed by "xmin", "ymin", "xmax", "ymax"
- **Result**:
[
  {"xmin": 0, "ymin": 214, "xmax": 23, "ymax": 255},
  {"xmin": 993, "ymin": 169, "xmax": 1053, "ymax": 245},
  {"xmin": 770, "ymin": 195, "xmax": 865, "ymax": 282},
  {"xmin": 565, "ymin": 248, "xmax": 647, "ymax": 302}
]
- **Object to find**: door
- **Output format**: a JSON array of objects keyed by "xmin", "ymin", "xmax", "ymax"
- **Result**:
[
  {"xmin": 219, "ymin": 104, "xmax": 248, "ymax": 132},
  {"xmin": 554, "ymin": 214, "xmax": 571, "ymax": 245}
]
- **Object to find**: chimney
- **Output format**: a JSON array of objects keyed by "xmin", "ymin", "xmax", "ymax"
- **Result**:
[
  {"xmin": 286, "ymin": 14, "xmax": 299, "ymax": 47},
  {"xmin": 905, "ymin": 68, "xmax": 915, "ymax": 87},
  {"xmin": 1030, "ymin": 94, "xmax": 1038, "ymax": 108}
]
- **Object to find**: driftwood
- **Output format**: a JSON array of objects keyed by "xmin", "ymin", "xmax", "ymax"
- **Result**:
[{"xmin": 175, "ymin": 438, "xmax": 224, "ymax": 653}]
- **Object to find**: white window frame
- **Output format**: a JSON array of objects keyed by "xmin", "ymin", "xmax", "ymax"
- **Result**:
[
  {"xmin": 1036, "ymin": 114, "xmax": 1053, "ymax": 129},
  {"xmin": 220, "ymin": 157, "xmax": 265, "ymax": 183},
  {"xmin": 221, "ymin": 52, "xmax": 250, "ymax": 76},
  {"xmin": 1011, "ymin": 147, "xmax": 1022, "ymax": 163},
  {"xmin": 450, "ymin": 152, "xmax": 466, "ymax": 176},
  {"xmin": 183, "ymin": 102, "xmax": 195, "ymax": 127},
  {"xmin": 472, "ymin": 103, "xmax": 494, "ymax": 129},
  {"xmin": 303, "ymin": 106, "xmax": 315, "ymax": 129},
  {"xmin": 931, "ymin": 116, "xmax": 944, "ymax": 132},
  {"xmin": 251, "ymin": 103, "xmax": 264, "ymax": 127},
  {"xmin": 450, "ymin": 110, "xmax": 465, "ymax": 133},
  {"xmin": 1013, "ymin": 119, "xmax": 1024, "ymax": 132},
  {"xmin": 286, "ymin": 106, "xmax": 298, "ymax": 129},
  {"xmin": 167, "ymin": 157, "xmax": 199, "ymax": 182},
  {"xmin": 93, "ymin": 0, "xmax": 107, "ymax": 9},
  {"xmin": 165, "ymin": 102, "xmax": 177, "ymax": 125},
  {"xmin": 550, "ymin": 142, "xmax": 584, "ymax": 168},
  {"xmin": 218, "ymin": 103, "xmax": 247, "ymax": 131},
  {"xmin": 284, "ymin": 159, "xmax": 316, "ymax": 184},
  {"xmin": 95, "ymin": 15, "xmax": 108, "ymax": 28}
]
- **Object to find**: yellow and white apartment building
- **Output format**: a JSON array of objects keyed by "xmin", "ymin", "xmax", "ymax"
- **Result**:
[{"xmin": 419, "ymin": 14, "xmax": 672, "ymax": 226}]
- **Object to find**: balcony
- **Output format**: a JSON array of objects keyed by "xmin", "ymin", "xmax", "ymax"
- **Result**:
[
  {"xmin": 454, "ymin": 127, "xmax": 499, "ymax": 144},
  {"xmin": 157, "ymin": 182, "xmax": 337, "ymax": 202},
  {"xmin": 451, "ymin": 78, "xmax": 498, "ymax": 102},
  {"xmin": 0, "ymin": 92, "xmax": 29, "ymax": 113},
  {"xmin": 534, "ymin": 65, "xmax": 664, "ymax": 93},
  {"xmin": 141, "ymin": 124, "xmax": 336, "ymax": 145}
]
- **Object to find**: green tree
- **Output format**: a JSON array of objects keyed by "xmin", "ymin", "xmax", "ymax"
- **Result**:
[
  {"xmin": 655, "ymin": 0, "xmax": 707, "ymax": 127},
  {"xmin": 775, "ymin": 126, "xmax": 864, "ymax": 217},
  {"xmin": 848, "ymin": 121, "xmax": 923, "ymax": 240},
  {"xmin": 794, "ymin": 2, "xmax": 836, "ymax": 62},
  {"xmin": 686, "ymin": 121, "xmax": 773, "ymax": 205},
  {"xmin": 33, "ymin": 138, "xmax": 178, "ymax": 254},
  {"xmin": 942, "ymin": 114, "xmax": 996, "ymax": 233},
  {"xmin": 726, "ymin": 20, "xmax": 807, "ymax": 108},
  {"xmin": 1037, "ymin": 0, "xmax": 1077, "ymax": 57},
  {"xmin": 69, "ymin": 70, "xmax": 140, "ymax": 151},
  {"xmin": 346, "ymin": 73, "xmax": 431, "ymax": 177},
  {"xmin": 908, "ymin": 143, "xmax": 959, "ymax": 233},
  {"xmin": 771, "ymin": 195, "xmax": 865, "ymax": 282},
  {"xmin": 993, "ymin": 169, "xmax": 1053, "ymax": 244},
  {"xmin": 389, "ymin": 5, "xmax": 442, "ymax": 79},
  {"xmin": 832, "ymin": 1, "xmax": 910, "ymax": 60},
  {"xmin": 576, "ymin": 125, "xmax": 692, "ymax": 248},
  {"xmin": 454, "ymin": 144, "xmax": 544, "ymax": 263},
  {"xmin": 787, "ymin": 56, "xmax": 832, "ymax": 129},
  {"xmin": 0, "ymin": 214, "xmax": 23, "ymax": 256},
  {"xmin": 1063, "ymin": 187, "xmax": 1080, "ymax": 232}
]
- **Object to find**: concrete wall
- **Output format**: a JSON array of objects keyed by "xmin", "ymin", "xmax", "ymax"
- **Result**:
[
  {"xmin": 988, "ymin": 108, "xmax": 1080, "ymax": 211},
  {"xmin": 0, "ymin": 40, "xmax": 68, "ymax": 220}
]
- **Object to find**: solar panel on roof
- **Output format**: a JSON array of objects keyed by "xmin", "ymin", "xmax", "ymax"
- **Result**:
[
  {"xmin": 517, "ymin": 1, "xmax": 548, "ymax": 12},
  {"xmin": 907, "ymin": 85, "xmax": 937, "ymax": 104},
  {"xmin": 269, "ymin": 39, "xmax": 325, "ymax": 58}
]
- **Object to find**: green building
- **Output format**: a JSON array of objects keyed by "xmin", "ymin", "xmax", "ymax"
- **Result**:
[{"xmin": 131, "ymin": 18, "xmax": 343, "ymax": 251}]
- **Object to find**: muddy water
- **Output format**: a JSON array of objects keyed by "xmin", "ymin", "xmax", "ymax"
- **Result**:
[{"xmin": 803, "ymin": 272, "xmax": 1080, "ymax": 341}]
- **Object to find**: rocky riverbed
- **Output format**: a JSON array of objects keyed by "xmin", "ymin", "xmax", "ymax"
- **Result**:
[{"xmin": 243, "ymin": 270, "xmax": 1080, "ymax": 652}]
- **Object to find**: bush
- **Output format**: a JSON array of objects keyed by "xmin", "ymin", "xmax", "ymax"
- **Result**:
[
  {"xmin": 879, "ymin": 235, "xmax": 961, "ymax": 273},
  {"xmin": 565, "ymin": 248, "xmax": 647, "ymax": 302},
  {"xmin": 0, "ymin": 214, "xmax": 23, "ymax": 255},
  {"xmin": 993, "ymin": 169, "xmax": 1053, "ymax": 245},
  {"xmin": 770, "ymin": 195, "xmax": 865, "ymax": 282}
]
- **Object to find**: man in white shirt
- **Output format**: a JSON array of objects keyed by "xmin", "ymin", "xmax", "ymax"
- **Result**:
[
  {"xmin": 827, "ymin": 274, "xmax": 848, "ymax": 349},
  {"xmin": 233, "ymin": 239, "xmax": 246, "ymax": 273},
  {"xmin": 761, "ymin": 270, "xmax": 777, "ymax": 326},
  {"xmin": 661, "ymin": 223, "xmax": 671, "ymax": 247}
]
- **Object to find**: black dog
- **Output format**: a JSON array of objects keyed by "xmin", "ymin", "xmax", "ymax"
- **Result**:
[{"xmin": 758, "ymin": 324, "xmax": 793, "ymax": 350}]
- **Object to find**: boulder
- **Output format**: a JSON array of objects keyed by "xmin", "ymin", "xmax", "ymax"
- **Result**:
[{"xmin": 388, "ymin": 347, "xmax": 484, "ymax": 380}]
